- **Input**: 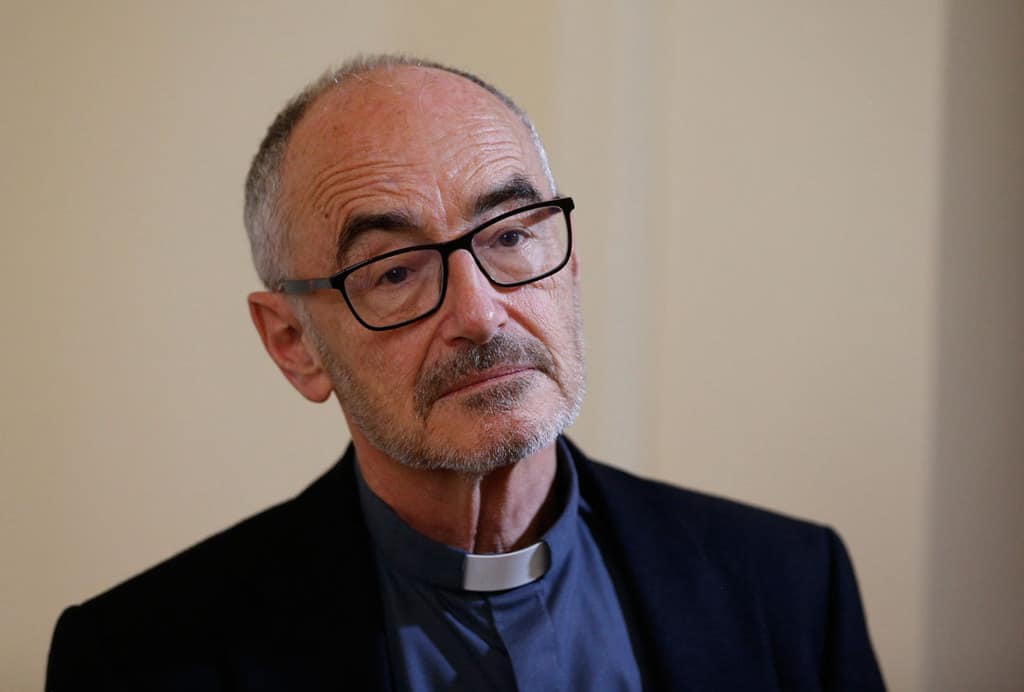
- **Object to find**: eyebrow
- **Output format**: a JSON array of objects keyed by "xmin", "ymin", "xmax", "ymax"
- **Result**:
[
  {"xmin": 336, "ymin": 210, "xmax": 417, "ymax": 266},
  {"xmin": 470, "ymin": 175, "xmax": 542, "ymax": 218},
  {"xmin": 334, "ymin": 175, "xmax": 543, "ymax": 267}
]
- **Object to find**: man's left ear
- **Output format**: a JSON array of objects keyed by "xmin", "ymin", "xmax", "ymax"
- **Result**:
[
  {"xmin": 570, "ymin": 249, "xmax": 581, "ymax": 284},
  {"xmin": 247, "ymin": 291, "xmax": 334, "ymax": 403}
]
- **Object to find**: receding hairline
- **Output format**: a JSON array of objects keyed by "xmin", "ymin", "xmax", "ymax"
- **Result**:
[
  {"xmin": 317, "ymin": 62, "xmax": 511, "ymax": 103},
  {"xmin": 282, "ymin": 63, "xmax": 538, "ymax": 175}
]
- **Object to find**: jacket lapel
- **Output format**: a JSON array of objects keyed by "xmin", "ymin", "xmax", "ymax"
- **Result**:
[
  {"xmin": 570, "ymin": 439, "xmax": 780, "ymax": 691},
  {"xmin": 230, "ymin": 448, "xmax": 393, "ymax": 691}
]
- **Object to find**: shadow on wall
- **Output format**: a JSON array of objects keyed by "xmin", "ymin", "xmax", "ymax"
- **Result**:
[{"xmin": 926, "ymin": 0, "xmax": 1024, "ymax": 689}]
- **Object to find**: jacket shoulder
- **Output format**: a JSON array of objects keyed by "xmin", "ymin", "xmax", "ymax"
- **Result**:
[
  {"xmin": 577, "ymin": 445, "xmax": 832, "ymax": 563},
  {"xmin": 47, "ymin": 458, "xmax": 379, "ymax": 689},
  {"xmin": 80, "ymin": 468, "xmax": 329, "ymax": 622}
]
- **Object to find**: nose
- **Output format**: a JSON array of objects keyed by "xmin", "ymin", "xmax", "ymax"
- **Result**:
[{"xmin": 438, "ymin": 249, "xmax": 507, "ymax": 344}]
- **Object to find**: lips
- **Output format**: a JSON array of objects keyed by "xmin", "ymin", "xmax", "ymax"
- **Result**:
[
  {"xmin": 413, "ymin": 333, "xmax": 558, "ymax": 420},
  {"xmin": 437, "ymin": 366, "xmax": 534, "ymax": 400}
]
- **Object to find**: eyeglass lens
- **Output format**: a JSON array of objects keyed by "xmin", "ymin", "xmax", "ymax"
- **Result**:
[{"xmin": 343, "ymin": 204, "xmax": 569, "ymax": 329}]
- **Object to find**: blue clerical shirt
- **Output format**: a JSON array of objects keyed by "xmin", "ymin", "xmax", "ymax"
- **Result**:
[{"xmin": 355, "ymin": 439, "xmax": 643, "ymax": 691}]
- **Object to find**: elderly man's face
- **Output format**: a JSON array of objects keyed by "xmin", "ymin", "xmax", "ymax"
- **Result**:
[{"xmin": 279, "ymin": 67, "xmax": 584, "ymax": 473}]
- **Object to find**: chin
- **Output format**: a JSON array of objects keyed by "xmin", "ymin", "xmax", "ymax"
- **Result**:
[
  {"xmin": 393, "ymin": 401, "xmax": 562, "ymax": 475},
  {"xmin": 424, "ymin": 424, "xmax": 553, "ymax": 475}
]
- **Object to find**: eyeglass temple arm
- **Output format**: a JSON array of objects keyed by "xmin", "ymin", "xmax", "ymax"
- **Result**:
[{"xmin": 278, "ymin": 278, "xmax": 334, "ymax": 294}]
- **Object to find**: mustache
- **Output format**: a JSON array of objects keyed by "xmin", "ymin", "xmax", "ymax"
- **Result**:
[{"xmin": 413, "ymin": 332, "xmax": 557, "ymax": 417}]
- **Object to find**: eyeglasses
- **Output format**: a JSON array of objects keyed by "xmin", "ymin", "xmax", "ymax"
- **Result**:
[{"xmin": 278, "ymin": 197, "xmax": 575, "ymax": 331}]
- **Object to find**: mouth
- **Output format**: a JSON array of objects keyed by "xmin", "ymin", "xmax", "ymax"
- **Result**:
[
  {"xmin": 436, "ymin": 366, "xmax": 535, "ymax": 401},
  {"xmin": 413, "ymin": 333, "xmax": 559, "ymax": 420}
]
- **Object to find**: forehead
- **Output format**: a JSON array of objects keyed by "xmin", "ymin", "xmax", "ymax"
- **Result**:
[{"xmin": 279, "ymin": 67, "xmax": 548, "ymax": 264}]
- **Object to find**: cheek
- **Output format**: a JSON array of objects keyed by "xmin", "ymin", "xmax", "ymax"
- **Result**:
[
  {"xmin": 510, "ymin": 280, "xmax": 579, "ymax": 353},
  {"xmin": 317, "ymin": 310, "xmax": 409, "ymax": 389},
  {"xmin": 353, "ymin": 333, "xmax": 425, "ymax": 396}
]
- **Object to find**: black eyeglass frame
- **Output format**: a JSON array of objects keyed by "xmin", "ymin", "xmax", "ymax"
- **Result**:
[{"xmin": 278, "ymin": 196, "xmax": 575, "ymax": 331}]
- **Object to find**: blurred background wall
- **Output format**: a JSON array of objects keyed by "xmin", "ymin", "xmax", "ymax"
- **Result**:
[{"xmin": 2, "ymin": 1, "xmax": 1022, "ymax": 689}]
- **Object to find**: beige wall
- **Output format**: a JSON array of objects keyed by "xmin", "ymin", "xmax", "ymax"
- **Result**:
[{"xmin": 2, "ymin": 1, "xmax": 1022, "ymax": 690}]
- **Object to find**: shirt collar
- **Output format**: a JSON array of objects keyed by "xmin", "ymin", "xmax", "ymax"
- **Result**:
[{"xmin": 354, "ymin": 437, "xmax": 581, "ymax": 593}]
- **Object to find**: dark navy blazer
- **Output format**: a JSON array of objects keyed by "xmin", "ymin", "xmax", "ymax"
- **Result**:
[{"xmin": 47, "ymin": 438, "xmax": 885, "ymax": 690}]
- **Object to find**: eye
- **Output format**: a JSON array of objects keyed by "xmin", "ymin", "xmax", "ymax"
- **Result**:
[
  {"xmin": 497, "ymin": 229, "xmax": 524, "ymax": 247},
  {"xmin": 380, "ymin": 266, "xmax": 410, "ymax": 285}
]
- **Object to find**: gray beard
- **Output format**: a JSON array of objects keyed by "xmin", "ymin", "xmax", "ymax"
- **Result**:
[{"xmin": 306, "ymin": 316, "xmax": 585, "ymax": 476}]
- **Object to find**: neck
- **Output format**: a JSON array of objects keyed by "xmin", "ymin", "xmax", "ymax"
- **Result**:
[{"xmin": 351, "ymin": 432, "xmax": 559, "ymax": 554}]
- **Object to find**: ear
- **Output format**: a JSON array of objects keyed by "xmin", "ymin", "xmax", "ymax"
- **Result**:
[
  {"xmin": 570, "ymin": 247, "xmax": 581, "ymax": 284},
  {"xmin": 247, "ymin": 291, "xmax": 334, "ymax": 403}
]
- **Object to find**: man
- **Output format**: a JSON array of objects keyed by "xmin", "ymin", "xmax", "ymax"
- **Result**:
[{"xmin": 47, "ymin": 55, "xmax": 885, "ymax": 690}]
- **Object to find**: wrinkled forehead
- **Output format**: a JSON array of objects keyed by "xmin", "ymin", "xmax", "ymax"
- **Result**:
[{"xmin": 280, "ymin": 66, "xmax": 548, "ymax": 216}]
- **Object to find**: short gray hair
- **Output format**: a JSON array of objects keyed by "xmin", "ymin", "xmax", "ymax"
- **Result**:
[{"xmin": 243, "ymin": 54, "xmax": 556, "ymax": 290}]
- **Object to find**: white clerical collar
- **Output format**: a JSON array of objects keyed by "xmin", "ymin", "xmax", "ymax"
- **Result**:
[{"xmin": 462, "ymin": 542, "xmax": 551, "ymax": 591}]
